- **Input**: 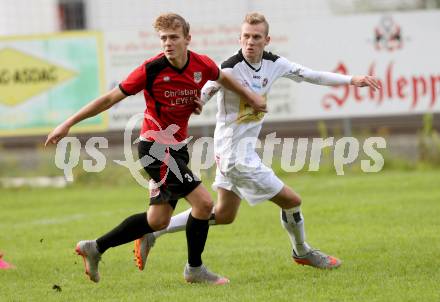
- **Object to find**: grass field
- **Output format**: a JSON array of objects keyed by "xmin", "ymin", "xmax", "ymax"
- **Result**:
[{"xmin": 1, "ymin": 170, "xmax": 440, "ymax": 301}]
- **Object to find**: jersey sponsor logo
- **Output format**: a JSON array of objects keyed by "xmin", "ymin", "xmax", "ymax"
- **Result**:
[
  {"xmin": 253, "ymin": 75, "xmax": 261, "ymax": 79},
  {"xmin": 170, "ymin": 98, "xmax": 196, "ymax": 105},
  {"xmin": 164, "ymin": 89, "xmax": 198, "ymax": 98},
  {"xmin": 164, "ymin": 89, "xmax": 198, "ymax": 106},
  {"xmin": 236, "ymin": 94, "xmax": 267, "ymax": 124},
  {"xmin": 193, "ymin": 71, "xmax": 202, "ymax": 83}
]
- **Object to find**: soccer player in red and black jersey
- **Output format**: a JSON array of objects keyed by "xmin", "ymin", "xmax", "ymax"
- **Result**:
[{"xmin": 45, "ymin": 13, "xmax": 266, "ymax": 284}]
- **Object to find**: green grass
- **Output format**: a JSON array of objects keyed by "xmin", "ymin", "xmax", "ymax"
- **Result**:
[{"xmin": 1, "ymin": 170, "xmax": 440, "ymax": 301}]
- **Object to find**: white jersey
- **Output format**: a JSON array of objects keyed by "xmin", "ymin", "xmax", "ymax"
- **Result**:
[{"xmin": 201, "ymin": 49, "xmax": 351, "ymax": 173}]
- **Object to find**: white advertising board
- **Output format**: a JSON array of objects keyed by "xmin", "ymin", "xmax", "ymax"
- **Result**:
[{"xmin": 103, "ymin": 11, "xmax": 440, "ymax": 128}]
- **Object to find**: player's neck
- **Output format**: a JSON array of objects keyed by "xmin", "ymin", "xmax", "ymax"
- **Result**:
[
  {"xmin": 167, "ymin": 51, "xmax": 189, "ymax": 69},
  {"xmin": 243, "ymin": 54, "xmax": 262, "ymax": 64}
]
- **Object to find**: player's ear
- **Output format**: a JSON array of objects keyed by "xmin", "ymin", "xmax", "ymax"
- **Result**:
[
  {"xmin": 265, "ymin": 35, "xmax": 271, "ymax": 46},
  {"xmin": 185, "ymin": 34, "xmax": 191, "ymax": 45}
]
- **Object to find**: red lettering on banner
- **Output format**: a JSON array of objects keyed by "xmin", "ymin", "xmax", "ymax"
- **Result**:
[
  {"xmin": 354, "ymin": 85, "xmax": 363, "ymax": 102},
  {"xmin": 412, "ymin": 76, "xmax": 427, "ymax": 108},
  {"xmin": 397, "ymin": 77, "xmax": 407, "ymax": 98},
  {"xmin": 322, "ymin": 61, "xmax": 440, "ymax": 110},
  {"xmin": 386, "ymin": 62, "xmax": 393, "ymax": 99},
  {"xmin": 430, "ymin": 76, "xmax": 440, "ymax": 108}
]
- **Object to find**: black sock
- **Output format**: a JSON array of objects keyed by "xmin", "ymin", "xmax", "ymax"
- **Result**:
[
  {"xmin": 96, "ymin": 212, "xmax": 153, "ymax": 254},
  {"xmin": 186, "ymin": 213, "xmax": 209, "ymax": 267}
]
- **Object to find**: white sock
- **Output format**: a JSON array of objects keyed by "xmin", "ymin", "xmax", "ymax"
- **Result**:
[
  {"xmin": 280, "ymin": 206, "xmax": 311, "ymax": 256},
  {"xmin": 154, "ymin": 208, "xmax": 217, "ymax": 239}
]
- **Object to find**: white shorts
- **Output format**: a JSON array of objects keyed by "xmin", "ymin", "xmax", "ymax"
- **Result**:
[{"xmin": 212, "ymin": 161, "xmax": 284, "ymax": 206}]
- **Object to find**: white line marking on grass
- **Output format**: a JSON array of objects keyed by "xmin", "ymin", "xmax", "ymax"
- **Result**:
[
  {"xmin": 30, "ymin": 214, "xmax": 86, "ymax": 225},
  {"xmin": 1, "ymin": 210, "xmax": 128, "ymax": 229}
]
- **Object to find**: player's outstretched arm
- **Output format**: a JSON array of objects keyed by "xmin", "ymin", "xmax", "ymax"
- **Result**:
[
  {"xmin": 299, "ymin": 67, "xmax": 380, "ymax": 91},
  {"xmin": 45, "ymin": 87, "xmax": 127, "ymax": 146},
  {"xmin": 216, "ymin": 70, "xmax": 267, "ymax": 113}
]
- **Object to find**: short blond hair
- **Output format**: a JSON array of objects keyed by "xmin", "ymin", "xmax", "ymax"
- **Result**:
[
  {"xmin": 154, "ymin": 13, "xmax": 190, "ymax": 37},
  {"xmin": 243, "ymin": 12, "xmax": 269, "ymax": 36}
]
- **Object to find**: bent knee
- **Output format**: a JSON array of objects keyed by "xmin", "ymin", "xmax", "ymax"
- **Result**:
[
  {"xmin": 214, "ymin": 207, "xmax": 237, "ymax": 224},
  {"xmin": 148, "ymin": 217, "xmax": 170, "ymax": 231},
  {"xmin": 283, "ymin": 192, "xmax": 302, "ymax": 208},
  {"xmin": 194, "ymin": 199, "xmax": 214, "ymax": 217}
]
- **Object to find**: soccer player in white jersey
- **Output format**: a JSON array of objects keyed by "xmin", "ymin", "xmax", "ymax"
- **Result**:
[{"xmin": 134, "ymin": 12, "xmax": 380, "ymax": 271}]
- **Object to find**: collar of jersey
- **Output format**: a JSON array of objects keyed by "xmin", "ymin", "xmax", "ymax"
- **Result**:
[
  {"xmin": 164, "ymin": 50, "xmax": 191, "ymax": 74},
  {"xmin": 238, "ymin": 49, "xmax": 262, "ymax": 72}
]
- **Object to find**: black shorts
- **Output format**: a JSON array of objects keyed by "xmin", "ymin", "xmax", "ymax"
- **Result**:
[{"xmin": 138, "ymin": 140, "xmax": 201, "ymax": 208}]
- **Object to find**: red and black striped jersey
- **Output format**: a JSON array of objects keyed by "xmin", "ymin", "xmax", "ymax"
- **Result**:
[{"xmin": 119, "ymin": 50, "xmax": 219, "ymax": 142}]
